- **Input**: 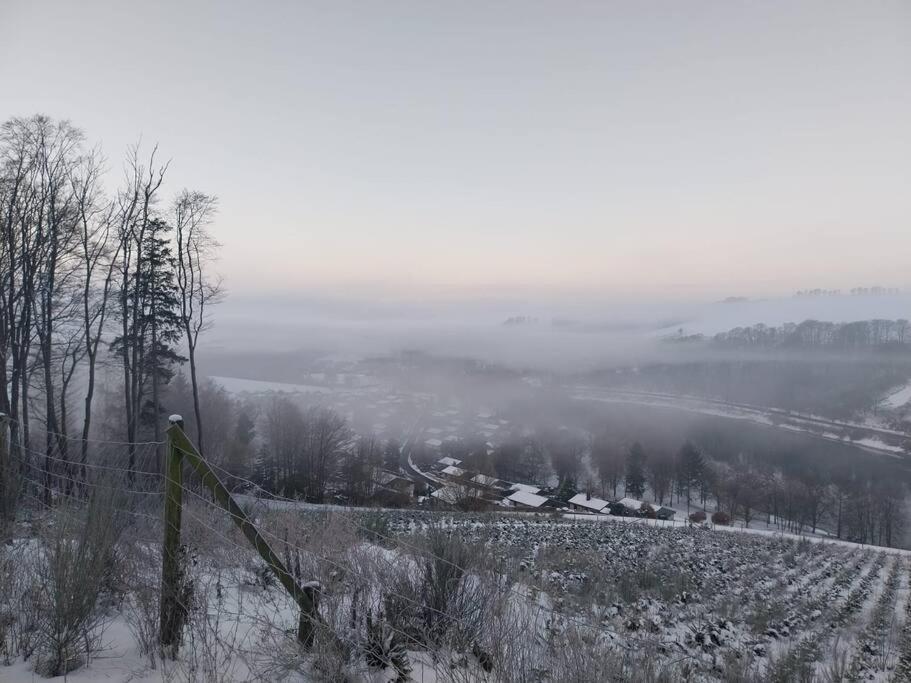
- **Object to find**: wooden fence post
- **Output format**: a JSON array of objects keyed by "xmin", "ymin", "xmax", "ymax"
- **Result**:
[
  {"xmin": 159, "ymin": 414, "xmax": 185, "ymax": 654},
  {"xmin": 165, "ymin": 419, "xmax": 320, "ymax": 647}
]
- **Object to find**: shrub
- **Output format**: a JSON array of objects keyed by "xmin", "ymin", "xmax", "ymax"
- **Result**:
[
  {"xmin": 32, "ymin": 482, "xmax": 126, "ymax": 676},
  {"xmin": 0, "ymin": 542, "xmax": 37, "ymax": 664},
  {"xmin": 689, "ymin": 511, "xmax": 707, "ymax": 524},
  {"xmin": 712, "ymin": 510, "xmax": 731, "ymax": 526},
  {"xmin": 382, "ymin": 527, "xmax": 492, "ymax": 650},
  {"xmin": 363, "ymin": 610, "xmax": 411, "ymax": 682}
]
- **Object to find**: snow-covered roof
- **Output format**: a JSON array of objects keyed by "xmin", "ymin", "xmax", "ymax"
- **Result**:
[
  {"xmin": 441, "ymin": 465, "xmax": 466, "ymax": 477},
  {"xmin": 617, "ymin": 497, "xmax": 644, "ymax": 510},
  {"xmin": 437, "ymin": 456, "xmax": 462, "ymax": 466},
  {"xmin": 568, "ymin": 493, "xmax": 610, "ymax": 512},
  {"xmin": 510, "ymin": 483, "xmax": 541, "ymax": 495},
  {"xmin": 425, "ymin": 438, "xmax": 443, "ymax": 448},
  {"xmin": 375, "ymin": 470, "xmax": 412, "ymax": 486},
  {"xmin": 471, "ymin": 474, "xmax": 499, "ymax": 487},
  {"xmin": 507, "ymin": 490, "xmax": 549, "ymax": 508}
]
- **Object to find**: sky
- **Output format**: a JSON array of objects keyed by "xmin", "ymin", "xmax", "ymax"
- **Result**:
[{"xmin": 1, "ymin": 0, "xmax": 910, "ymax": 305}]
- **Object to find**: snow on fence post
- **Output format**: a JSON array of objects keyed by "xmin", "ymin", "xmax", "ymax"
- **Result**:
[
  {"xmin": 160, "ymin": 415, "xmax": 186, "ymax": 655},
  {"xmin": 163, "ymin": 416, "xmax": 321, "ymax": 648}
]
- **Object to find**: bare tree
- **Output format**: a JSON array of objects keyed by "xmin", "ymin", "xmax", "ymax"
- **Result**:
[
  {"xmin": 173, "ymin": 190, "xmax": 221, "ymax": 454},
  {"xmin": 71, "ymin": 147, "xmax": 119, "ymax": 470},
  {"xmin": 592, "ymin": 433, "xmax": 623, "ymax": 498},
  {"xmin": 112, "ymin": 144, "xmax": 170, "ymax": 479},
  {"xmin": 647, "ymin": 453, "xmax": 674, "ymax": 506},
  {"xmin": 1, "ymin": 117, "xmax": 44, "ymax": 476},
  {"xmin": 0, "ymin": 116, "xmax": 86, "ymax": 500},
  {"xmin": 302, "ymin": 407, "xmax": 353, "ymax": 503}
]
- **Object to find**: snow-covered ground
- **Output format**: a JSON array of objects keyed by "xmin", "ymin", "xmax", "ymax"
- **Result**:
[
  {"xmin": 6, "ymin": 503, "xmax": 911, "ymax": 682},
  {"xmin": 883, "ymin": 382, "xmax": 911, "ymax": 409}
]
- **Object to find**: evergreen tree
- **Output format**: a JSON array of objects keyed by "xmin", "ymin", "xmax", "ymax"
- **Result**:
[
  {"xmin": 625, "ymin": 442, "xmax": 647, "ymax": 498},
  {"xmin": 112, "ymin": 218, "xmax": 185, "ymax": 438},
  {"xmin": 556, "ymin": 477, "xmax": 578, "ymax": 502},
  {"xmin": 677, "ymin": 441, "xmax": 705, "ymax": 510}
]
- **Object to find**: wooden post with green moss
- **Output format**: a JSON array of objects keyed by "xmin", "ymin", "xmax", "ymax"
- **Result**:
[
  {"xmin": 159, "ymin": 415, "xmax": 185, "ymax": 654},
  {"xmin": 163, "ymin": 416, "xmax": 319, "ymax": 647}
]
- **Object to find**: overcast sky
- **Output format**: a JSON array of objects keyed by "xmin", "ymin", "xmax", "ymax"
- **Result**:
[{"xmin": 2, "ymin": 0, "xmax": 909, "ymax": 303}]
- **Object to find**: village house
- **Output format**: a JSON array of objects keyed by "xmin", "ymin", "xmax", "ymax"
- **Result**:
[
  {"xmin": 568, "ymin": 492, "xmax": 610, "ymax": 514},
  {"xmin": 506, "ymin": 490, "xmax": 550, "ymax": 510},
  {"xmin": 611, "ymin": 497, "xmax": 645, "ymax": 516}
]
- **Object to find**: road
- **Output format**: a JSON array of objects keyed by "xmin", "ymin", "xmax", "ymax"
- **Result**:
[{"xmin": 399, "ymin": 413, "xmax": 448, "ymax": 487}]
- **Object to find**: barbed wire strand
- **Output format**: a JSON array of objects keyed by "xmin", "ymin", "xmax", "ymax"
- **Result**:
[{"xmin": 5, "ymin": 421, "xmax": 709, "ymax": 667}]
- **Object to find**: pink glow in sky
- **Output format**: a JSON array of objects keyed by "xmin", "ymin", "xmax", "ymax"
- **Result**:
[{"xmin": 2, "ymin": 0, "xmax": 909, "ymax": 300}]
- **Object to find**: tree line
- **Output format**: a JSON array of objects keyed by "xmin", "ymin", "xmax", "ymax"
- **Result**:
[
  {"xmin": 667, "ymin": 319, "xmax": 911, "ymax": 350},
  {"xmin": 587, "ymin": 435, "xmax": 905, "ymax": 546},
  {"xmin": 712, "ymin": 319, "xmax": 911, "ymax": 350},
  {"xmin": 426, "ymin": 425, "xmax": 907, "ymax": 547},
  {"xmin": 0, "ymin": 115, "xmax": 220, "ymax": 505}
]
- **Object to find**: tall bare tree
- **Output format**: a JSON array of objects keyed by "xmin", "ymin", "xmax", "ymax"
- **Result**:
[
  {"xmin": 71, "ymin": 147, "xmax": 119, "ymax": 469},
  {"xmin": 112, "ymin": 144, "xmax": 171, "ymax": 479},
  {"xmin": 173, "ymin": 190, "xmax": 221, "ymax": 454},
  {"xmin": 0, "ymin": 116, "xmax": 86, "ymax": 500}
]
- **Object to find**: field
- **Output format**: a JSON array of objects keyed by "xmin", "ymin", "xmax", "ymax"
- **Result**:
[
  {"xmin": 3, "ymin": 490, "xmax": 911, "ymax": 682},
  {"xmin": 380, "ymin": 512, "xmax": 911, "ymax": 681}
]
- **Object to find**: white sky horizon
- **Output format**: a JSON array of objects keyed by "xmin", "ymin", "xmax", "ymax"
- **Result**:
[{"xmin": 2, "ymin": 0, "xmax": 909, "ymax": 301}]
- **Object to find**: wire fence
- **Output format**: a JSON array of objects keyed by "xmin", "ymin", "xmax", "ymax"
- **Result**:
[{"xmin": 0, "ymin": 414, "xmax": 715, "ymax": 681}]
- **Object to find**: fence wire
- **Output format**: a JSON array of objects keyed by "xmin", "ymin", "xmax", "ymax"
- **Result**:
[{"xmin": 0, "ymin": 415, "xmax": 705, "ymax": 682}]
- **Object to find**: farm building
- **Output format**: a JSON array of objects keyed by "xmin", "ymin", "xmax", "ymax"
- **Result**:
[
  {"xmin": 373, "ymin": 470, "xmax": 415, "ymax": 498},
  {"xmin": 437, "ymin": 456, "xmax": 462, "ymax": 467},
  {"xmin": 471, "ymin": 473, "xmax": 500, "ymax": 487},
  {"xmin": 568, "ymin": 493, "xmax": 610, "ymax": 513},
  {"xmin": 509, "ymin": 483, "xmax": 542, "ymax": 495},
  {"xmin": 441, "ymin": 465, "xmax": 467, "ymax": 478},
  {"xmin": 506, "ymin": 490, "xmax": 550, "ymax": 509}
]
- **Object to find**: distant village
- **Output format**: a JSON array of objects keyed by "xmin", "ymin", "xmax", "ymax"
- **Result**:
[
  {"xmin": 416, "ymin": 450, "xmax": 678, "ymax": 521},
  {"xmin": 210, "ymin": 356, "xmax": 684, "ymax": 521}
]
